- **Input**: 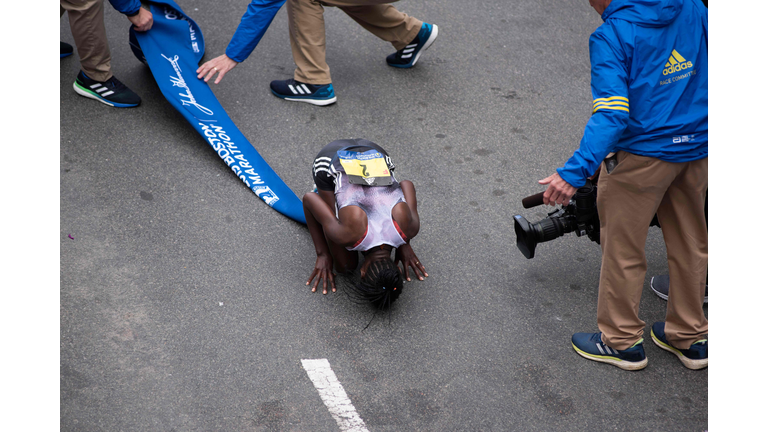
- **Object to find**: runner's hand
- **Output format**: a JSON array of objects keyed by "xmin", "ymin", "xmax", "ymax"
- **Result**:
[
  {"xmin": 306, "ymin": 254, "xmax": 336, "ymax": 295},
  {"xmin": 197, "ymin": 54, "xmax": 238, "ymax": 84},
  {"xmin": 128, "ymin": 8, "xmax": 153, "ymax": 32},
  {"xmin": 395, "ymin": 244, "xmax": 428, "ymax": 282}
]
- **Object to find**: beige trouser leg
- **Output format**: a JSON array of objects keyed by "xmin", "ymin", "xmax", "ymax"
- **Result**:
[
  {"xmin": 596, "ymin": 151, "xmax": 708, "ymax": 350},
  {"xmin": 61, "ymin": 0, "xmax": 113, "ymax": 82},
  {"xmin": 657, "ymin": 157, "xmax": 709, "ymax": 349},
  {"xmin": 287, "ymin": 0, "xmax": 422, "ymax": 84}
]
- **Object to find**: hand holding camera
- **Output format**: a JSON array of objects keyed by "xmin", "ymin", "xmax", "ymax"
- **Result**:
[{"xmin": 513, "ymin": 179, "xmax": 600, "ymax": 259}]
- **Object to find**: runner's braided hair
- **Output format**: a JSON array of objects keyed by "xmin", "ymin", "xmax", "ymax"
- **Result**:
[{"xmin": 345, "ymin": 258, "xmax": 403, "ymax": 310}]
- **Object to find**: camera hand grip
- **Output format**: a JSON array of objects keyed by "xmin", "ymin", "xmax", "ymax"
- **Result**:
[{"xmin": 522, "ymin": 192, "xmax": 545, "ymax": 209}]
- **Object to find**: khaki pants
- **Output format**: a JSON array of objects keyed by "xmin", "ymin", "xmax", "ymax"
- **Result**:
[
  {"xmin": 596, "ymin": 151, "xmax": 708, "ymax": 350},
  {"xmin": 287, "ymin": 0, "xmax": 422, "ymax": 84},
  {"xmin": 61, "ymin": 0, "xmax": 113, "ymax": 82}
]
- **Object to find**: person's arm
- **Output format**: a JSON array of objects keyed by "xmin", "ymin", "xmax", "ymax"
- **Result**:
[
  {"xmin": 108, "ymin": 0, "xmax": 153, "ymax": 32},
  {"xmin": 302, "ymin": 191, "xmax": 363, "ymax": 293},
  {"xmin": 304, "ymin": 191, "xmax": 336, "ymax": 257},
  {"xmin": 394, "ymin": 181, "xmax": 427, "ymax": 281},
  {"xmin": 197, "ymin": 0, "xmax": 285, "ymax": 83},
  {"xmin": 542, "ymin": 27, "xmax": 630, "ymax": 205},
  {"xmin": 702, "ymin": 2, "xmax": 708, "ymax": 48},
  {"xmin": 303, "ymin": 192, "xmax": 360, "ymax": 246},
  {"xmin": 303, "ymin": 192, "xmax": 335, "ymax": 293},
  {"xmin": 108, "ymin": 0, "xmax": 141, "ymax": 15},
  {"xmin": 398, "ymin": 180, "xmax": 420, "ymax": 239},
  {"xmin": 226, "ymin": 0, "xmax": 286, "ymax": 62}
]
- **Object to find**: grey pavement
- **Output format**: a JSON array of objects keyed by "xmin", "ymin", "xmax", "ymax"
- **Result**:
[{"xmin": 60, "ymin": 0, "xmax": 707, "ymax": 430}]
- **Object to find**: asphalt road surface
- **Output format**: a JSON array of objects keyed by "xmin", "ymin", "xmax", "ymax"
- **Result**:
[{"xmin": 60, "ymin": 0, "xmax": 708, "ymax": 430}]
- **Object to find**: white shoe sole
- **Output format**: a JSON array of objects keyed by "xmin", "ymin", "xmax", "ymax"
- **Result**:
[
  {"xmin": 73, "ymin": 82, "xmax": 115, "ymax": 107},
  {"xmin": 650, "ymin": 276, "xmax": 669, "ymax": 300},
  {"xmin": 572, "ymin": 344, "xmax": 648, "ymax": 371},
  {"xmin": 651, "ymin": 332, "xmax": 708, "ymax": 370},
  {"xmin": 410, "ymin": 24, "xmax": 439, "ymax": 67},
  {"xmin": 284, "ymin": 96, "xmax": 337, "ymax": 106},
  {"xmin": 650, "ymin": 276, "xmax": 708, "ymax": 304}
]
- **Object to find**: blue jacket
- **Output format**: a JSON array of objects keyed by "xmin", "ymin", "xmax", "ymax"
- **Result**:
[
  {"xmin": 558, "ymin": 0, "xmax": 708, "ymax": 188},
  {"xmin": 225, "ymin": 0, "xmax": 286, "ymax": 62},
  {"xmin": 108, "ymin": 0, "xmax": 142, "ymax": 16}
]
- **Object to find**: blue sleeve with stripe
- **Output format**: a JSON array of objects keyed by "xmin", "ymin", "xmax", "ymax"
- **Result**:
[
  {"xmin": 557, "ymin": 29, "xmax": 630, "ymax": 188},
  {"xmin": 108, "ymin": 0, "xmax": 142, "ymax": 15},
  {"xmin": 225, "ymin": 0, "xmax": 286, "ymax": 63}
]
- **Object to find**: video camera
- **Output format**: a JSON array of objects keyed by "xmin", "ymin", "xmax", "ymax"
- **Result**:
[
  {"xmin": 513, "ymin": 179, "xmax": 659, "ymax": 259},
  {"xmin": 513, "ymin": 180, "xmax": 600, "ymax": 259}
]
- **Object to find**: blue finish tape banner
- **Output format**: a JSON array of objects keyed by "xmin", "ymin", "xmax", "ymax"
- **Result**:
[{"xmin": 130, "ymin": 0, "xmax": 306, "ymax": 224}]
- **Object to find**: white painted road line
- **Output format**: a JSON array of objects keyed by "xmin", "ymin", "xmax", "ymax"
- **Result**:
[{"xmin": 301, "ymin": 358, "xmax": 370, "ymax": 432}]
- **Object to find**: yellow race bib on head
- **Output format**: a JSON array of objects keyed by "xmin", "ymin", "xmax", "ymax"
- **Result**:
[{"xmin": 337, "ymin": 149, "xmax": 392, "ymax": 186}]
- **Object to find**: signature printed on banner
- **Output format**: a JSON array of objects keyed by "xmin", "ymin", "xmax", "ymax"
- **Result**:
[{"xmin": 162, "ymin": 54, "xmax": 213, "ymax": 115}]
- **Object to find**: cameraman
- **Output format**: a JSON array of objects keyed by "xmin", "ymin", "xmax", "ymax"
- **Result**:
[{"xmin": 539, "ymin": 0, "xmax": 708, "ymax": 371}]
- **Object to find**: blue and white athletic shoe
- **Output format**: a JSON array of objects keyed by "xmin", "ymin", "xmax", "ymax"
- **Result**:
[
  {"xmin": 270, "ymin": 79, "xmax": 337, "ymax": 106},
  {"xmin": 572, "ymin": 332, "xmax": 648, "ymax": 370},
  {"xmin": 73, "ymin": 71, "xmax": 141, "ymax": 107},
  {"xmin": 651, "ymin": 322, "xmax": 708, "ymax": 370},
  {"xmin": 386, "ymin": 23, "xmax": 439, "ymax": 68},
  {"xmin": 61, "ymin": 42, "xmax": 73, "ymax": 59}
]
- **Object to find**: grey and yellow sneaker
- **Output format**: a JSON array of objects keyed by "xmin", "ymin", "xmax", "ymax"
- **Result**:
[
  {"xmin": 571, "ymin": 332, "xmax": 648, "ymax": 371},
  {"xmin": 651, "ymin": 322, "xmax": 708, "ymax": 370}
]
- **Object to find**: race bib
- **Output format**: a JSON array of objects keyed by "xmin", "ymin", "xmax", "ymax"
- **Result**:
[{"xmin": 337, "ymin": 149, "xmax": 392, "ymax": 186}]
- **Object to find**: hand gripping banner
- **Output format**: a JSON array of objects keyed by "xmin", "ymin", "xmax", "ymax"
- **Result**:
[{"xmin": 129, "ymin": 0, "xmax": 306, "ymax": 224}]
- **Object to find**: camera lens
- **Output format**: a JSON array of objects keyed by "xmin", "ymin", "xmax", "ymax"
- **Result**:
[
  {"xmin": 514, "ymin": 213, "xmax": 577, "ymax": 259},
  {"xmin": 532, "ymin": 217, "xmax": 566, "ymax": 242},
  {"xmin": 514, "ymin": 215, "xmax": 536, "ymax": 259}
]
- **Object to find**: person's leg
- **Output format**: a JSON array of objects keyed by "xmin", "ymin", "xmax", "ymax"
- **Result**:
[
  {"xmin": 328, "ymin": 1, "xmax": 422, "ymax": 50},
  {"xmin": 596, "ymin": 152, "xmax": 679, "ymax": 350},
  {"xmin": 61, "ymin": 4, "xmax": 74, "ymax": 58},
  {"xmin": 61, "ymin": 0, "xmax": 112, "ymax": 82},
  {"xmin": 649, "ymin": 187, "xmax": 708, "ymax": 303},
  {"xmin": 655, "ymin": 158, "xmax": 708, "ymax": 348},
  {"xmin": 287, "ymin": 0, "xmax": 332, "ymax": 85}
]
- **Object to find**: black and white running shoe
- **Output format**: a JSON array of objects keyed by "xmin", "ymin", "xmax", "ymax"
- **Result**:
[
  {"xmin": 270, "ymin": 79, "xmax": 337, "ymax": 106},
  {"xmin": 386, "ymin": 23, "xmax": 439, "ymax": 68},
  {"xmin": 73, "ymin": 71, "xmax": 141, "ymax": 108}
]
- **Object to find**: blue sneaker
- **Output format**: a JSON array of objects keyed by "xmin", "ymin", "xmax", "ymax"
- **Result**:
[
  {"xmin": 270, "ymin": 79, "xmax": 336, "ymax": 106},
  {"xmin": 571, "ymin": 332, "xmax": 648, "ymax": 370},
  {"xmin": 73, "ymin": 71, "xmax": 141, "ymax": 108},
  {"xmin": 386, "ymin": 23, "xmax": 439, "ymax": 68},
  {"xmin": 651, "ymin": 322, "xmax": 708, "ymax": 370},
  {"xmin": 61, "ymin": 42, "xmax": 73, "ymax": 59}
]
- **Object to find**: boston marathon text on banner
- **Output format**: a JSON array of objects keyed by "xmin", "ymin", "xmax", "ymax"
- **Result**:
[
  {"xmin": 199, "ymin": 123, "xmax": 279, "ymax": 206},
  {"xmin": 130, "ymin": 0, "xmax": 306, "ymax": 223}
]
